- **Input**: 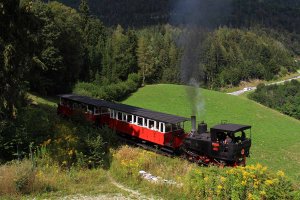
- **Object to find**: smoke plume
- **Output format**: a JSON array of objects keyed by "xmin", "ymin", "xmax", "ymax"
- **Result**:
[{"xmin": 170, "ymin": 0, "xmax": 231, "ymax": 117}]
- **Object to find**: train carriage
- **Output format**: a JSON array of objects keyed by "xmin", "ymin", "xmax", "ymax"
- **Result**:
[{"xmin": 57, "ymin": 94, "xmax": 189, "ymax": 149}]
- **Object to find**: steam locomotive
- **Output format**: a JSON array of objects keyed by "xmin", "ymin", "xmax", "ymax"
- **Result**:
[{"xmin": 57, "ymin": 94, "xmax": 252, "ymax": 166}]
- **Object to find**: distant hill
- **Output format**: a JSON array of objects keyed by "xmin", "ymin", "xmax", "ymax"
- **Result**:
[
  {"xmin": 122, "ymin": 84, "xmax": 300, "ymax": 183},
  {"xmin": 56, "ymin": 0, "xmax": 170, "ymax": 27},
  {"xmin": 55, "ymin": 0, "xmax": 300, "ymax": 33}
]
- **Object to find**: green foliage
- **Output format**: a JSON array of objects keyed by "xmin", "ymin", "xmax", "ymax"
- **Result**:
[
  {"xmin": 74, "ymin": 73, "xmax": 141, "ymax": 101},
  {"xmin": 22, "ymin": 1, "xmax": 92, "ymax": 94},
  {"xmin": 249, "ymin": 80, "xmax": 300, "ymax": 120},
  {"xmin": 102, "ymin": 25, "xmax": 138, "ymax": 82},
  {"xmin": 137, "ymin": 26, "xmax": 181, "ymax": 85},
  {"xmin": 201, "ymin": 28, "xmax": 295, "ymax": 88},
  {"xmin": 0, "ymin": 0, "xmax": 34, "ymax": 120}
]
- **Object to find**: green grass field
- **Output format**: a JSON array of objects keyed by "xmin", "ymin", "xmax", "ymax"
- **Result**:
[{"xmin": 122, "ymin": 84, "xmax": 300, "ymax": 184}]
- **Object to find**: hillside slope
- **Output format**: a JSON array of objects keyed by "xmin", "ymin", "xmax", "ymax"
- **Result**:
[{"xmin": 122, "ymin": 84, "xmax": 300, "ymax": 183}]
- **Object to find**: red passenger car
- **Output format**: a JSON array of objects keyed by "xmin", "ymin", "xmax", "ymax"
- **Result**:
[{"xmin": 57, "ymin": 94, "xmax": 189, "ymax": 150}]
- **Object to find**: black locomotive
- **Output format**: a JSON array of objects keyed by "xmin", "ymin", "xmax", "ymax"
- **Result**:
[{"xmin": 183, "ymin": 117, "xmax": 251, "ymax": 166}]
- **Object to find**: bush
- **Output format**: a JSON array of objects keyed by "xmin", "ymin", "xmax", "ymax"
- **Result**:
[
  {"xmin": 0, "ymin": 160, "xmax": 56, "ymax": 196},
  {"xmin": 0, "ymin": 107, "xmax": 54, "ymax": 162},
  {"xmin": 73, "ymin": 73, "xmax": 141, "ymax": 101}
]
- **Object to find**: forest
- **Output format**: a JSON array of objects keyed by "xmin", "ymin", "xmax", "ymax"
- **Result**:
[
  {"xmin": 249, "ymin": 80, "xmax": 300, "ymax": 120},
  {"xmin": 1, "ymin": 0, "xmax": 300, "ymax": 160}
]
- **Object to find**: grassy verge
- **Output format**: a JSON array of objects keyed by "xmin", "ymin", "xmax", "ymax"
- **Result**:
[{"xmin": 0, "ymin": 159, "xmax": 127, "ymax": 200}]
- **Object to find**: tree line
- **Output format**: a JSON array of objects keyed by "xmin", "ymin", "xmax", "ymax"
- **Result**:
[{"xmin": 249, "ymin": 80, "xmax": 300, "ymax": 120}]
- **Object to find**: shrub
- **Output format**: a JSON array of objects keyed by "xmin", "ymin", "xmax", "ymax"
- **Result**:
[
  {"xmin": 73, "ymin": 73, "xmax": 141, "ymax": 101},
  {"xmin": 0, "ymin": 160, "xmax": 56, "ymax": 196}
]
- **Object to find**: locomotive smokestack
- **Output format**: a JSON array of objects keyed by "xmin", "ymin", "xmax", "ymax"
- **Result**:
[{"xmin": 191, "ymin": 116, "xmax": 196, "ymax": 134}]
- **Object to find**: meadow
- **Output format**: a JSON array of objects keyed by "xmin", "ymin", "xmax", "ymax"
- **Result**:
[{"xmin": 123, "ymin": 84, "xmax": 300, "ymax": 184}]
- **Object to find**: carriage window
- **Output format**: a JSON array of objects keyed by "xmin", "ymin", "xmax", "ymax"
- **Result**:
[
  {"xmin": 172, "ymin": 123, "xmax": 180, "ymax": 131},
  {"xmin": 178, "ymin": 123, "xmax": 182, "ymax": 129},
  {"xmin": 165, "ymin": 124, "xmax": 172, "ymax": 132},
  {"xmin": 149, "ymin": 120, "xmax": 155, "ymax": 130},
  {"xmin": 127, "ymin": 115, "xmax": 133, "ymax": 123},
  {"xmin": 159, "ymin": 122, "xmax": 165, "ymax": 133},
  {"xmin": 101, "ymin": 107, "xmax": 109, "ymax": 114},
  {"xmin": 73, "ymin": 103, "xmax": 78, "ymax": 109},
  {"xmin": 172, "ymin": 124, "xmax": 177, "ymax": 131},
  {"xmin": 110, "ymin": 110, "xmax": 116, "ymax": 119},
  {"xmin": 122, "ymin": 113, "xmax": 127, "ymax": 121},
  {"xmin": 134, "ymin": 115, "xmax": 137, "ymax": 124},
  {"xmin": 64, "ymin": 101, "xmax": 69, "ymax": 107},
  {"xmin": 87, "ymin": 105, "xmax": 93, "ymax": 113},
  {"xmin": 94, "ymin": 107, "xmax": 100, "ymax": 115},
  {"xmin": 117, "ymin": 112, "xmax": 122, "ymax": 120},
  {"xmin": 137, "ymin": 117, "xmax": 143, "ymax": 126}
]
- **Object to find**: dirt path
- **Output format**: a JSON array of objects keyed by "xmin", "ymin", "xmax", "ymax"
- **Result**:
[
  {"xmin": 59, "ymin": 174, "xmax": 157, "ymax": 200},
  {"xmin": 108, "ymin": 173, "xmax": 156, "ymax": 200}
]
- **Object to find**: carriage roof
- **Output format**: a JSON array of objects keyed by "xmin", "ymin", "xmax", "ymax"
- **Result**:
[{"xmin": 58, "ymin": 94, "xmax": 189, "ymax": 124}]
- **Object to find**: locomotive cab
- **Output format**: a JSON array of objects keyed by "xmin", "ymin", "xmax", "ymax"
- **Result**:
[{"xmin": 210, "ymin": 124, "xmax": 251, "ymax": 165}]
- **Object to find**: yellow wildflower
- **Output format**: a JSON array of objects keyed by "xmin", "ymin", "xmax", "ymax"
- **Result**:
[
  {"xmin": 242, "ymin": 180, "xmax": 247, "ymax": 186},
  {"xmin": 256, "ymin": 163, "xmax": 262, "ymax": 169},
  {"xmin": 262, "ymin": 166, "xmax": 267, "ymax": 172},
  {"xmin": 220, "ymin": 176, "xmax": 226, "ymax": 182},
  {"xmin": 227, "ymin": 168, "xmax": 234, "ymax": 174},
  {"xmin": 276, "ymin": 170, "xmax": 285, "ymax": 177},
  {"xmin": 243, "ymin": 171, "xmax": 250, "ymax": 178},
  {"xmin": 265, "ymin": 179, "xmax": 273, "ymax": 186},
  {"xmin": 217, "ymin": 185, "xmax": 223, "ymax": 190},
  {"xmin": 253, "ymin": 179, "xmax": 259, "ymax": 189},
  {"xmin": 204, "ymin": 177, "xmax": 209, "ymax": 182},
  {"xmin": 260, "ymin": 190, "xmax": 266, "ymax": 196},
  {"xmin": 68, "ymin": 149, "xmax": 73, "ymax": 156},
  {"xmin": 246, "ymin": 165, "xmax": 255, "ymax": 170},
  {"xmin": 247, "ymin": 193, "xmax": 253, "ymax": 200}
]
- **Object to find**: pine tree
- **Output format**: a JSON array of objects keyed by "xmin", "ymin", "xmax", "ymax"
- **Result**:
[{"xmin": 79, "ymin": 0, "xmax": 90, "ymax": 30}]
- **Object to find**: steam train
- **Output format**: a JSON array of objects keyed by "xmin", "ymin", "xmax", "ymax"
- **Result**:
[{"xmin": 57, "ymin": 94, "xmax": 252, "ymax": 166}]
